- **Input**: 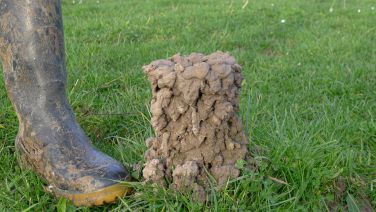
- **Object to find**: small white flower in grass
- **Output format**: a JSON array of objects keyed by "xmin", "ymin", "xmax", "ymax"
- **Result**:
[
  {"xmin": 358, "ymin": 9, "xmax": 361, "ymax": 13},
  {"xmin": 47, "ymin": 185, "xmax": 54, "ymax": 192},
  {"xmin": 72, "ymin": 0, "xmax": 75, "ymax": 4},
  {"xmin": 329, "ymin": 7, "xmax": 333, "ymax": 13},
  {"xmin": 271, "ymin": 3, "xmax": 274, "ymax": 7},
  {"xmin": 97, "ymin": 0, "xmax": 99, "ymax": 3},
  {"xmin": 281, "ymin": 19, "xmax": 285, "ymax": 23},
  {"xmin": 372, "ymin": 7, "xmax": 375, "ymax": 10},
  {"xmin": 297, "ymin": 62, "xmax": 301, "ymax": 66}
]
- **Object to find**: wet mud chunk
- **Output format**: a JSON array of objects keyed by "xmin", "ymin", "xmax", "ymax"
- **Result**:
[{"xmin": 142, "ymin": 51, "xmax": 249, "ymax": 201}]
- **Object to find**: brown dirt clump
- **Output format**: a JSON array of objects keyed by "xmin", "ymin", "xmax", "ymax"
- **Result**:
[{"xmin": 142, "ymin": 51, "xmax": 249, "ymax": 200}]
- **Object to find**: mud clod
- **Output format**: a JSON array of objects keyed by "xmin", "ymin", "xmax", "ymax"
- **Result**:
[{"xmin": 143, "ymin": 51, "xmax": 249, "ymax": 201}]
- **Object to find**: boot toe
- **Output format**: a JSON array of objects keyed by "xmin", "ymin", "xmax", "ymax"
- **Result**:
[
  {"xmin": 99, "ymin": 159, "xmax": 130, "ymax": 182},
  {"xmin": 43, "ymin": 150, "xmax": 131, "ymax": 206},
  {"xmin": 49, "ymin": 161, "xmax": 131, "ymax": 207}
]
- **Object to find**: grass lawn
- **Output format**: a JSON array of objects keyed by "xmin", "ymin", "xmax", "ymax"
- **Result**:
[{"xmin": 0, "ymin": 0, "xmax": 375, "ymax": 211}]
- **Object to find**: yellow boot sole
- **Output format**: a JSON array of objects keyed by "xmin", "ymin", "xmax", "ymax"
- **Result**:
[{"xmin": 49, "ymin": 183, "xmax": 131, "ymax": 207}]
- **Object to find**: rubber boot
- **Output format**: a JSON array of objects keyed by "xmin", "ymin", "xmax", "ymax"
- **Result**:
[{"xmin": 0, "ymin": 0, "xmax": 130, "ymax": 206}]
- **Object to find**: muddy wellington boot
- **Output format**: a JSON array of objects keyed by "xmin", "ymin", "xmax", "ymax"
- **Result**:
[{"xmin": 0, "ymin": 0, "xmax": 130, "ymax": 206}]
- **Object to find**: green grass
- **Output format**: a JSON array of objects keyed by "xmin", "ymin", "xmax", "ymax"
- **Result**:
[{"xmin": 0, "ymin": 0, "xmax": 375, "ymax": 211}]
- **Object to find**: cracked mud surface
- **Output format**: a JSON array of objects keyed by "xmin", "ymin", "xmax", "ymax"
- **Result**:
[{"xmin": 143, "ymin": 51, "xmax": 249, "ymax": 200}]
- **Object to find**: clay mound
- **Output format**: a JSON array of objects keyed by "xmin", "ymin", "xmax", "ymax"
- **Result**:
[{"xmin": 142, "ymin": 51, "xmax": 249, "ymax": 200}]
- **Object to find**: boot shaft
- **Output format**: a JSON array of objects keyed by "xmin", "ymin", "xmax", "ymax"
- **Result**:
[{"xmin": 0, "ymin": 0, "xmax": 70, "ymax": 124}]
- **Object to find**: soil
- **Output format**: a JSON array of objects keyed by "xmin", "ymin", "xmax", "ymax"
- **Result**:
[{"xmin": 142, "ymin": 51, "xmax": 249, "ymax": 201}]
